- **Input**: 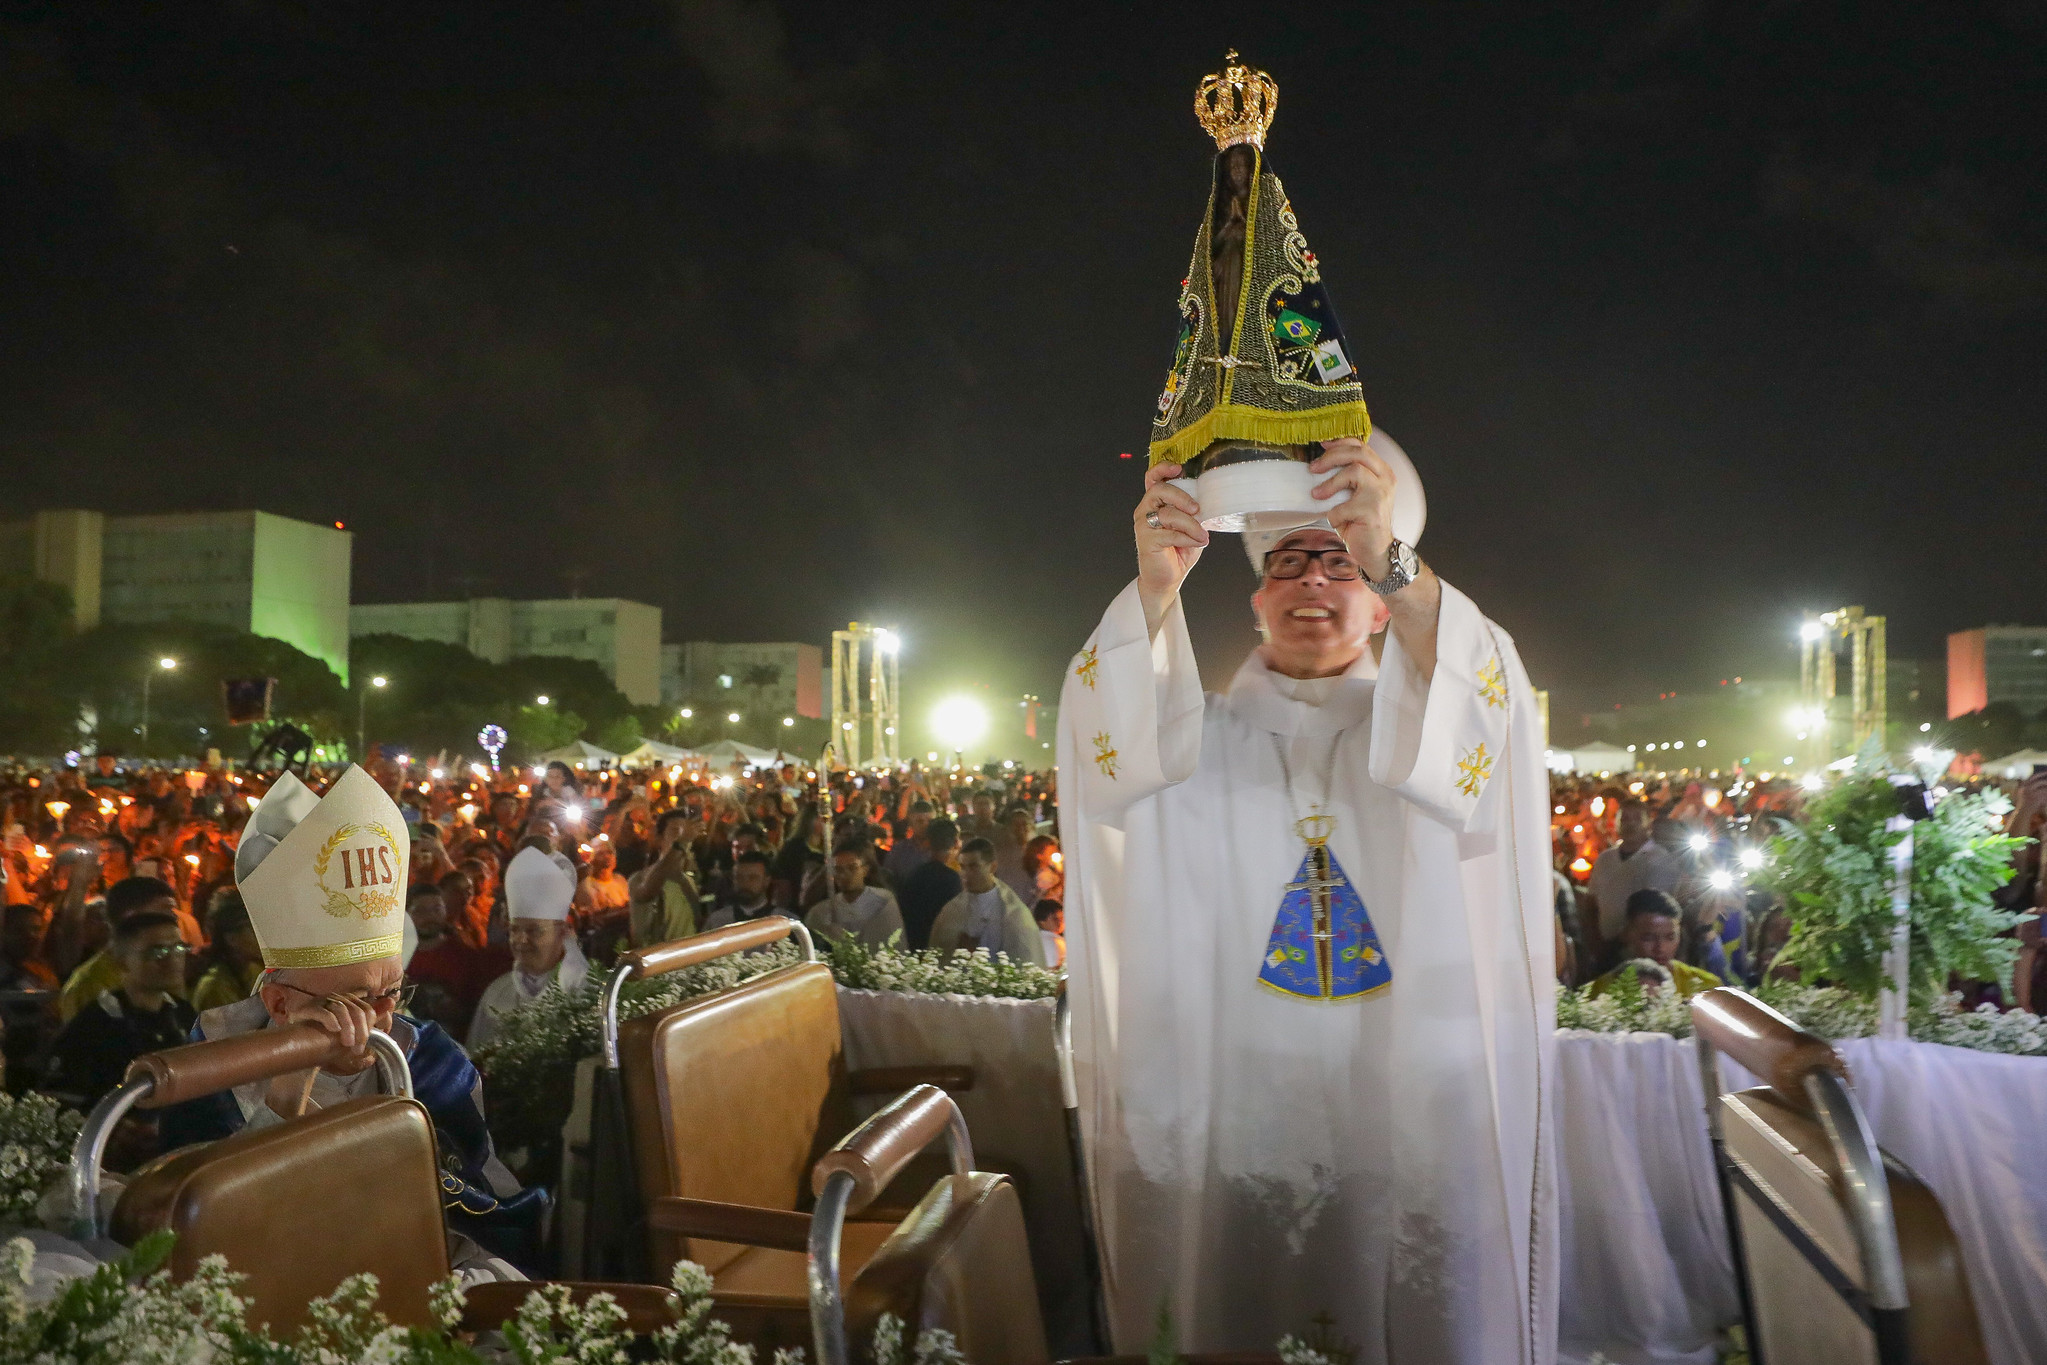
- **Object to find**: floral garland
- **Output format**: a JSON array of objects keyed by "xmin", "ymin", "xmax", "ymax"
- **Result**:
[
  {"xmin": 473, "ymin": 937, "xmax": 1063, "ymax": 1155},
  {"xmin": 1557, "ymin": 976, "xmax": 2047, "ymax": 1056},
  {"xmin": 0, "ymin": 1091, "xmax": 84, "ymax": 1228},
  {"xmin": 824, "ymin": 937, "xmax": 1065, "ymax": 1001},
  {"xmin": 0, "ymin": 1228, "xmax": 964, "ymax": 1365}
]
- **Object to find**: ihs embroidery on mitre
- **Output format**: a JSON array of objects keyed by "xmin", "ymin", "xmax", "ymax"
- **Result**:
[
  {"xmin": 1092, "ymin": 732, "xmax": 1120, "ymax": 779},
  {"xmin": 1075, "ymin": 644, "xmax": 1100, "ymax": 691},
  {"xmin": 1455, "ymin": 743, "xmax": 1494, "ymax": 799},
  {"xmin": 1477, "ymin": 656, "xmax": 1508, "ymax": 710}
]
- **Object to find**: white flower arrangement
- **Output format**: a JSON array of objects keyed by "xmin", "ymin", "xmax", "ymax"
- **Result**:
[
  {"xmin": 0, "ymin": 1227, "xmax": 862, "ymax": 1365},
  {"xmin": 0, "ymin": 1091, "xmax": 84, "ymax": 1230},
  {"xmin": 474, "ymin": 936, "xmax": 1061, "ymax": 1153},
  {"xmin": 1557, "ymin": 977, "xmax": 2047, "ymax": 1057},
  {"xmin": 1555, "ymin": 970, "xmax": 1696, "ymax": 1038},
  {"xmin": 825, "ymin": 938, "xmax": 1064, "ymax": 1002}
]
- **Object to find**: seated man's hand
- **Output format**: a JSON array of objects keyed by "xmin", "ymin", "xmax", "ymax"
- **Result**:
[{"xmin": 263, "ymin": 990, "xmax": 382, "ymax": 1118}]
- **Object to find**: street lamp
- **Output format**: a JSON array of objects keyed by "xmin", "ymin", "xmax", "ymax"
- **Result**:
[
  {"xmin": 140, "ymin": 656, "xmax": 177, "ymax": 749},
  {"xmin": 932, "ymin": 696, "xmax": 989, "ymax": 757},
  {"xmin": 357, "ymin": 675, "xmax": 388, "ymax": 759},
  {"xmin": 536, "ymin": 694, "xmax": 551, "ymax": 706}
]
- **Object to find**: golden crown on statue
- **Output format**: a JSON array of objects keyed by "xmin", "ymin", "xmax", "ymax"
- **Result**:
[{"xmin": 1194, "ymin": 50, "xmax": 1279, "ymax": 149}]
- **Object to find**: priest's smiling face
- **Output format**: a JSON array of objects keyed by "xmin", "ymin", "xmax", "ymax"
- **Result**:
[{"xmin": 1251, "ymin": 527, "xmax": 1391, "ymax": 680}]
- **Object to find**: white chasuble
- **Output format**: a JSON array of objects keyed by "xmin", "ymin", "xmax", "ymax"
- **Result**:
[{"xmin": 1057, "ymin": 579, "xmax": 1556, "ymax": 1363}]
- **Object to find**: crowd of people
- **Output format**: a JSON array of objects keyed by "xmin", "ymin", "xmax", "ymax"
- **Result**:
[
  {"xmin": 8, "ymin": 743, "xmax": 2044, "ymax": 1214},
  {"xmin": 1547, "ymin": 768, "xmax": 2047, "ymax": 1009},
  {"xmin": 0, "ymin": 753, "xmax": 1067, "ymax": 1132}
]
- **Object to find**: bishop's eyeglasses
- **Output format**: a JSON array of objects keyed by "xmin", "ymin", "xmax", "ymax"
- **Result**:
[
  {"xmin": 272, "ymin": 980, "xmax": 417, "ymax": 1014},
  {"xmin": 1262, "ymin": 547, "xmax": 1365, "ymax": 581}
]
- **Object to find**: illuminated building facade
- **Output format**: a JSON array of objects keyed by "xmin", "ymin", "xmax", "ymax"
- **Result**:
[
  {"xmin": 0, "ymin": 508, "xmax": 353, "ymax": 685},
  {"xmin": 662, "ymin": 641, "xmax": 823, "ymax": 720},
  {"xmin": 352, "ymin": 596, "xmax": 663, "ymax": 705},
  {"xmin": 1948, "ymin": 625, "xmax": 2047, "ymax": 719}
]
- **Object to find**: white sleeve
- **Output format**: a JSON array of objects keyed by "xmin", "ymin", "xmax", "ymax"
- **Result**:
[
  {"xmin": 1056, "ymin": 580, "xmax": 1205, "ymax": 822},
  {"xmin": 1367, "ymin": 580, "xmax": 1518, "ymax": 833}
]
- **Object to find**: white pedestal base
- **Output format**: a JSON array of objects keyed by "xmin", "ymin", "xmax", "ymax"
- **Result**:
[{"xmin": 1169, "ymin": 460, "xmax": 1350, "ymax": 534}]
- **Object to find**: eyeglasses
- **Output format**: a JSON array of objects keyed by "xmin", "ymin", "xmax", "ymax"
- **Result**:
[
  {"xmin": 137, "ymin": 943, "xmax": 191, "ymax": 963},
  {"xmin": 273, "ymin": 980, "xmax": 417, "ymax": 1014},
  {"xmin": 1262, "ymin": 547, "xmax": 1364, "ymax": 581}
]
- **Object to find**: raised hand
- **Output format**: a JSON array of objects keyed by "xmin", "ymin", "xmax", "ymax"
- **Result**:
[{"xmin": 1134, "ymin": 461, "xmax": 1208, "ymax": 635}]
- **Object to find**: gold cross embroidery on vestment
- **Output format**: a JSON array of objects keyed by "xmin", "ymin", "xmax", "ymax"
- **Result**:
[
  {"xmin": 1092, "ymin": 731, "xmax": 1119, "ymax": 779},
  {"xmin": 1075, "ymin": 645, "xmax": 1100, "ymax": 690},
  {"xmin": 1477, "ymin": 657, "xmax": 1508, "ymax": 710},
  {"xmin": 1456, "ymin": 742, "xmax": 1494, "ymax": 798}
]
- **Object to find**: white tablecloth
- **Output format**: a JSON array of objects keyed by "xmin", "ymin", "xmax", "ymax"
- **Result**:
[{"xmin": 1556, "ymin": 1031, "xmax": 2047, "ymax": 1365}]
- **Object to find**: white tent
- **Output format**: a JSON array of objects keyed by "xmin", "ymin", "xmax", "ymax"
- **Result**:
[
  {"xmin": 696, "ymin": 739, "xmax": 786, "ymax": 768},
  {"xmin": 618, "ymin": 739, "xmax": 701, "ymax": 768},
  {"xmin": 1982, "ymin": 749, "xmax": 2047, "ymax": 781},
  {"xmin": 1560, "ymin": 742, "xmax": 1635, "ymax": 776},
  {"xmin": 534, "ymin": 739, "xmax": 622, "ymax": 771}
]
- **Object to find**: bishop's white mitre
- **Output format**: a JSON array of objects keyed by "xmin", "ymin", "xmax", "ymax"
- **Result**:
[
  {"xmin": 235, "ymin": 765, "xmax": 411, "ymax": 970},
  {"xmin": 504, "ymin": 845, "xmax": 576, "ymax": 922}
]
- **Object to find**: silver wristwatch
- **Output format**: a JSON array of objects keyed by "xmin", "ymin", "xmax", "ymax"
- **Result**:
[{"xmin": 1366, "ymin": 539, "xmax": 1419, "ymax": 596}]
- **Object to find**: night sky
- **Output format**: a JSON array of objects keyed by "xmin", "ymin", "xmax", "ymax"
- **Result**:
[{"xmin": 3, "ymin": 2, "xmax": 2043, "ymax": 734}]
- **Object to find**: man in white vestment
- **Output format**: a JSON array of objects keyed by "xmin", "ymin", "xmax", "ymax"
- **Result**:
[
  {"xmin": 806, "ymin": 843, "xmax": 905, "ymax": 949},
  {"xmin": 469, "ymin": 846, "xmax": 589, "ymax": 1049},
  {"xmin": 1058, "ymin": 437, "xmax": 1556, "ymax": 1361},
  {"xmin": 929, "ymin": 836, "xmax": 1047, "ymax": 965}
]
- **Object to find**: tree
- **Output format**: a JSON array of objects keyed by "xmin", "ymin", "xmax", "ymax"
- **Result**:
[
  {"xmin": 349, "ymin": 635, "xmax": 510, "ymax": 759},
  {"xmin": 594, "ymin": 713, "xmax": 643, "ymax": 756},
  {"xmin": 344, "ymin": 637, "xmax": 637, "ymax": 763},
  {"xmin": 0, "ymin": 575, "xmax": 79, "ymax": 754},
  {"xmin": 510, "ymin": 703, "xmax": 585, "ymax": 758},
  {"xmin": 57, "ymin": 620, "xmax": 346, "ymax": 759}
]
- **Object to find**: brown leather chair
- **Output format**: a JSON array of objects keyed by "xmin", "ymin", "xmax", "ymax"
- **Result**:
[
  {"xmin": 810, "ymin": 1087, "xmax": 1279, "ymax": 1365},
  {"xmin": 1690, "ymin": 987, "xmax": 1988, "ymax": 1365},
  {"xmin": 810, "ymin": 1084, "xmax": 1045, "ymax": 1365},
  {"xmin": 601, "ymin": 918, "xmax": 972, "ymax": 1348},
  {"xmin": 76, "ymin": 1021, "xmax": 677, "ymax": 1337}
]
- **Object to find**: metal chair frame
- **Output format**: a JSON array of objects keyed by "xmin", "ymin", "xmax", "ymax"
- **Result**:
[
  {"xmin": 1693, "ymin": 1020, "xmax": 1913, "ymax": 1365},
  {"xmin": 599, "ymin": 920, "xmax": 817, "ymax": 1070},
  {"xmin": 67, "ymin": 1028, "xmax": 411, "ymax": 1240},
  {"xmin": 807, "ymin": 1094, "xmax": 975, "ymax": 1365},
  {"xmin": 1054, "ymin": 987, "xmax": 1111, "ymax": 1352},
  {"xmin": 582, "ymin": 917, "xmax": 818, "ymax": 1279}
]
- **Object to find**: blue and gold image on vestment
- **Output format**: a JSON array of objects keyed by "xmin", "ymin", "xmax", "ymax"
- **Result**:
[{"xmin": 1257, "ymin": 845, "xmax": 1391, "ymax": 1002}]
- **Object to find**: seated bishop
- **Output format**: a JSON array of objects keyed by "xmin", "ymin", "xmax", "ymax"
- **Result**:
[
  {"xmin": 467, "ymin": 845, "xmax": 589, "ymax": 1049},
  {"xmin": 159, "ymin": 764, "xmax": 539, "ymax": 1273}
]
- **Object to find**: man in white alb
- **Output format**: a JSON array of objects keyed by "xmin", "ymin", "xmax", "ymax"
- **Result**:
[
  {"xmin": 1057, "ymin": 438, "xmax": 1556, "ymax": 1362},
  {"xmin": 806, "ymin": 843, "xmax": 904, "ymax": 949},
  {"xmin": 929, "ymin": 837, "xmax": 1046, "ymax": 965}
]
